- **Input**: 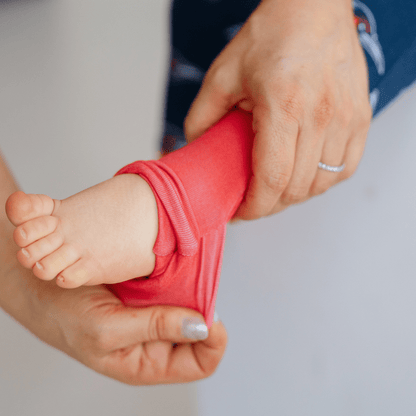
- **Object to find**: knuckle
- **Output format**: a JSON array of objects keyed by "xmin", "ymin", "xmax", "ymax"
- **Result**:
[
  {"xmin": 260, "ymin": 169, "xmax": 291, "ymax": 194},
  {"xmin": 269, "ymin": 81, "xmax": 304, "ymax": 122},
  {"xmin": 148, "ymin": 308, "xmax": 167, "ymax": 342},
  {"xmin": 280, "ymin": 93, "xmax": 304, "ymax": 122},
  {"xmin": 313, "ymin": 92, "xmax": 335, "ymax": 131},
  {"xmin": 281, "ymin": 187, "xmax": 308, "ymax": 204}
]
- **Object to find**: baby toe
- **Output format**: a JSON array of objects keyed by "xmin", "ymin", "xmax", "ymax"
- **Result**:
[
  {"xmin": 6, "ymin": 191, "xmax": 55, "ymax": 226},
  {"xmin": 33, "ymin": 243, "xmax": 80, "ymax": 281},
  {"xmin": 17, "ymin": 231, "xmax": 64, "ymax": 269},
  {"xmin": 56, "ymin": 259, "xmax": 93, "ymax": 289},
  {"xmin": 14, "ymin": 215, "xmax": 59, "ymax": 247}
]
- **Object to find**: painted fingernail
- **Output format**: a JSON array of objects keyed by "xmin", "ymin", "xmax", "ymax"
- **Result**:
[
  {"xmin": 35, "ymin": 262, "xmax": 43, "ymax": 270},
  {"xmin": 182, "ymin": 317, "xmax": 208, "ymax": 340},
  {"xmin": 21, "ymin": 248, "xmax": 30, "ymax": 258}
]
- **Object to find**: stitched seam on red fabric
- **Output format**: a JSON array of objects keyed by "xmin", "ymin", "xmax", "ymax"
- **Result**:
[
  {"xmin": 151, "ymin": 160, "xmax": 200, "ymax": 256},
  {"xmin": 119, "ymin": 160, "xmax": 199, "ymax": 256}
]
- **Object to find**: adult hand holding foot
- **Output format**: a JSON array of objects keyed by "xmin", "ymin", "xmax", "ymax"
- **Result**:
[
  {"xmin": 184, "ymin": 0, "xmax": 373, "ymax": 220},
  {"xmin": 0, "ymin": 152, "xmax": 227, "ymax": 385}
]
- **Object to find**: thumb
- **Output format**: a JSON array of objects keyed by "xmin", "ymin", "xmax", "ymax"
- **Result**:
[
  {"xmin": 184, "ymin": 64, "xmax": 242, "ymax": 144},
  {"xmin": 85, "ymin": 300, "xmax": 227, "ymax": 385},
  {"xmin": 106, "ymin": 305, "xmax": 215, "ymax": 347}
]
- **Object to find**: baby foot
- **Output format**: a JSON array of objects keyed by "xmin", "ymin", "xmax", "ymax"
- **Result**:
[{"xmin": 5, "ymin": 174, "xmax": 158, "ymax": 288}]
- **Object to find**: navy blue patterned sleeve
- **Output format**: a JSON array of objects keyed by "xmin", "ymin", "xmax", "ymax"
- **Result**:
[{"xmin": 159, "ymin": 0, "xmax": 416, "ymax": 155}]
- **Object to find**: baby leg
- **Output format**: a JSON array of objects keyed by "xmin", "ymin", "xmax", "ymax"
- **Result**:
[
  {"xmin": 107, "ymin": 109, "xmax": 254, "ymax": 328},
  {"xmin": 6, "ymin": 109, "xmax": 253, "ymax": 328}
]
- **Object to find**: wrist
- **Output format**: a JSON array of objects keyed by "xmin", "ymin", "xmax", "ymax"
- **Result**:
[
  {"xmin": 254, "ymin": 0, "xmax": 356, "ymax": 44},
  {"xmin": 259, "ymin": 0, "xmax": 354, "ymax": 18}
]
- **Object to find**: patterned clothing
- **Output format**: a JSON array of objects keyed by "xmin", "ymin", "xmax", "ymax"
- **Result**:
[{"xmin": 160, "ymin": 0, "xmax": 416, "ymax": 155}]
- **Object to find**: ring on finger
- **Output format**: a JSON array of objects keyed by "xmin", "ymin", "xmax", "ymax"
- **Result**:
[{"xmin": 318, "ymin": 162, "xmax": 345, "ymax": 173}]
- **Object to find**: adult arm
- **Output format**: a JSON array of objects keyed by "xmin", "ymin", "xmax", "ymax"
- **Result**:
[
  {"xmin": 185, "ymin": 0, "xmax": 372, "ymax": 221},
  {"xmin": 0, "ymin": 150, "xmax": 227, "ymax": 385}
]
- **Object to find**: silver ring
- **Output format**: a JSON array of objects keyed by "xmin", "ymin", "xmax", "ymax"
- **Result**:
[{"xmin": 318, "ymin": 162, "xmax": 345, "ymax": 173}]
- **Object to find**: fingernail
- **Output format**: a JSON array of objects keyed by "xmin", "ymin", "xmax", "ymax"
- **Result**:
[
  {"xmin": 21, "ymin": 248, "xmax": 30, "ymax": 258},
  {"xmin": 35, "ymin": 262, "xmax": 43, "ymax": 270},
  {"xmin": 213, "ymin": 310, "xmax": 220, "ymax": 322},
  {"xmin": 182, "ymin": 317, "xmax": 208, "ymax": 340}
]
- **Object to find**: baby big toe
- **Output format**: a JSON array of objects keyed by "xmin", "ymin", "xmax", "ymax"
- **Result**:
[
  {"xmin": 6, "ymin": 191, "xmax": 55, "ymax": 226},
  {"xmin": 33, "ymin": 243, "xmax": 80, "ymax": 281}
]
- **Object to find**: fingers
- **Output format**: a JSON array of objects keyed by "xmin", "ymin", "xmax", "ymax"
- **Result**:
[
  {"xmin": 278, "ymin": 116, "xmax": 326, "ymax": 205},
  {"xmin": 309, "ymin": 99, "xmax": 372, "ymax": 198},
  {"xmin": 310, "ymin": 140, "xmax": 349, "ymax": 198},
  {"xmin": 337, "ymin": 118, "xmax": 371, "ymax": 182},
  {"xmin": 287, "ymin": 85, "xmax": 340, "ymax": 200},
  {"xmin": 233, "ymin": 104, "xmax": 298, "ymax": 220},
  {"xmin": 83, "ymin": 302, "xmax": 227, "ymax": 385},
  {"xmin": 185, "ymin": 75, "xmax": 235, "ymax": 144},
  {"xmin": 234, "ymin": 88, "xmax": 371, "ymax": 220},
  {"xmin": 307, "ymin": 84, "xmax": 354, "ymax": 196},
  {"xmin": 184, "ymin": 44, "xmax": 243, "ymax": 144}
]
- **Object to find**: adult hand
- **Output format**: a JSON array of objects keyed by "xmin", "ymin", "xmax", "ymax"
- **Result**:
[
  {"xmin": 2, "ymin": 263, "xmax": 227, "ymax": 385},
  {"xmin": 184, "ymin": 0, "xmax": 372, "ymax": 221},
  {"xmin": 0, "ymin": 151, "xmax": 227, "ymax": 386}
]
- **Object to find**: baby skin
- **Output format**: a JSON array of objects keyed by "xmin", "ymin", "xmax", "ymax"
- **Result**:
[
  {"xmin": 5, "ymin": 174, "xmax": 159, "ymax": 288},
  {"xmin": 5, "ymin": 110, "xmax": 254, "ymax": 327}
]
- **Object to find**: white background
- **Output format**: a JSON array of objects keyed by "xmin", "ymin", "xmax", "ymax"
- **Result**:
[{"xmin": 1, "ymin": 0, "xmax": 416, "ymax": 415}]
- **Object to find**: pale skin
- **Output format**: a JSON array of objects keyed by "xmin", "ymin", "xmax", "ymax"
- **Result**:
[
  {"xmin": 6, "ymin": 174, "xmax": 159, "ymax": 288},
  {"xmin": 185, "ymin": 0, "xmax": 373, "ymax": 222},
  {"xmin": 1, "ymin": 0, "xmax": 370, "ymax": 386},
  {"xmin": 0, "ymin": 151, "xmax": 227, "ymax": 385}
]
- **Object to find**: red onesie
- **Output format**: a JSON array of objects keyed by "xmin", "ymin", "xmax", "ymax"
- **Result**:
[{"xmin": 106, "ymin": 109, "xmax": 254, "ymax": 329}]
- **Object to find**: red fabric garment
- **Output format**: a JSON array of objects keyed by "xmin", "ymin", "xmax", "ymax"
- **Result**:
[{"xmin": 105, "ymin": 109, "xmax": 254, "ymax": 328}]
